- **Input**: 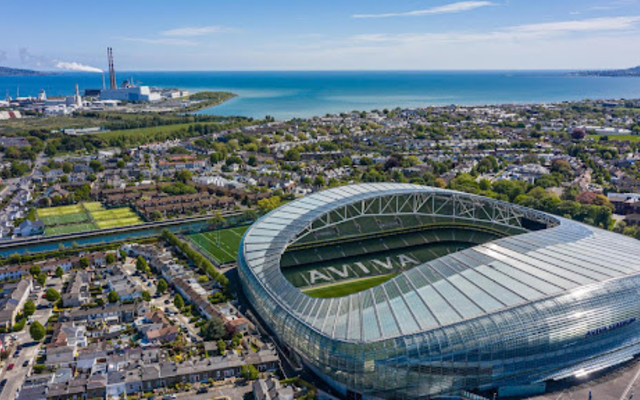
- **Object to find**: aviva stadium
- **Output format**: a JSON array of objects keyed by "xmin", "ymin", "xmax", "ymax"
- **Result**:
[{"xmin": 238, "ymin": 183, "xmax": 640, "ymax": 399}]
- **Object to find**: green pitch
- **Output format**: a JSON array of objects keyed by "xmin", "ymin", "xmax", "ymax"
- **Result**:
[
  {"xmin": 188, "ymin": 226, "xmax": 249, "ymax": 264},
  {"xmin": 45, "ymin": 222, "xmax": 99, "ymax": 236},
  {"xmin": 302, "ymin": 274, "xmax": 397, "ymax": 298},
  {"xmin": 37, "ymin": 202, "xmax": 143, "ymax": 235}
]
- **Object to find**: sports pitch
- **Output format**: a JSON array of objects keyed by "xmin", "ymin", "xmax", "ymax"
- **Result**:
[
  {"xmin": 188, "ymin": 226, "xmax": 248, "ymax": 265},
  {"xmin": 38, "ymin": 202, "xmax": 143, "ymax": 236}
]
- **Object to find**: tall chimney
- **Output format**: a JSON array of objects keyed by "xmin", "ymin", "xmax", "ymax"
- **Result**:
[{"xmin": 107, "ymin": 47, "xmax": 117, "ymax": 90}]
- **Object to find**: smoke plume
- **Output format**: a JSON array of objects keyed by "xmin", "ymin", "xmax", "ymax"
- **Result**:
[{"xmin": 55, "ymin": 61, "xmax": 102, "ymax": 73}]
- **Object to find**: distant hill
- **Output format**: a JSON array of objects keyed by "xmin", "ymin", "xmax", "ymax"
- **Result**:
[
  {"xmin": 567, "ymin": 66, "xmax": 640, "ymax": 77},
  {"xmin": 0, "ymin": 66, "xmax": 51, "ymax": 76}
]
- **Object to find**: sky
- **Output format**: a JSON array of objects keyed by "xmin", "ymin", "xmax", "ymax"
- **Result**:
[{"xmin": 2, "ymin": 0, "xmax": 640, "ymax": 71}]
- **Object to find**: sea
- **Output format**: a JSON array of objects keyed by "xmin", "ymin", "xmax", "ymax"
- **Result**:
[{"xmin": 2, "ymin": 70, "xmax": 640, "ymax": 120}]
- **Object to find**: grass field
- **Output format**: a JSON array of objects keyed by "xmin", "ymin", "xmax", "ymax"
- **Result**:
[
  {"xmin": 589, "ymin": 134, "xmax": 640, "ymax": 142},
  {"xmin": 37, "ymin": 204, "xmax": 85, "ymax": 217},
  {"xmin": 39, "ymin": 212, "xmax": 90, "ymax": 226},
  {"xmin": 45, "ymin": 222, "xmax": 99, "ymax": 236},
  {"xmin": 38, "ymin": 202, "xmax": 143, "ymax": 235},
  {"xmin": 188, "ymin": 226, "xmax": 248, "ymax": 264},
  {"xmin": 302, "ymin": 274, "xmax": 397, "ymax": 298}
]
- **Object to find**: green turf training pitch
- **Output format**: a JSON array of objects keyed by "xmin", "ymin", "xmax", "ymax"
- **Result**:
[
  {"xmin": 37, "ymin": 204, "xmax": 85, "ymax": 218},
  {"xmin": 188, "ymin": 226, "xmax": 248, "ymax": 264},
  {"xmin": 302, "ymin": 274, "xmax": 398, "ymax": 298},
  {"xmin": 39, "ymin": 212, "xmax": 90, "ymax": 226},
  {"xmin": 45, "ymin": 222, "xmax": 99, "ymax": 236}
]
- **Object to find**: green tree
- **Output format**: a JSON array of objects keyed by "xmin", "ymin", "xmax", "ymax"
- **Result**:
[
  {"xmin": 55, "ymin": 266, "xmax": 64, "ymax": 278},
  {"xmin": 217, "ymin": 339, "xmax": 227, "ymax": 355},
  {"xmin": 141, "ymin": 291, "xmax": 151, "ymax": 302},
  {"xmin": 201, "ymin": 318, "xmax": 226, "ymax": 341},
  {"xmin": 45, "ymin": 288, "xmax": 60, "ymax": 302},
  {"xmin": 108, "ymin": 291, "xmax": 120, "ymax": 303},
  {"xmin": 241, "ymin": 364, "xmax": 259, "ymax": 380},
  {"xmin": 29, "ymin": 321, "xmax": 45, "ymax": 341},
  {"xmin": 79, "ymin": 257, "xmax": 90, "ymax": 268},
  {"xmin": 106, "ymin": 253, "xmax": 116, "ymax": 265},
  {"xmin": 175, "ymin": 169, "xmax": 193, "ymax": 183},
  {"xmin": 23, "ymin": 300, "xmax": 36, "ymax": 317},
  {"xmin": 284, "ymin": 149, "xmax": 300, "ymax": 161},
  {"xmin": 157, "ymin": 279, "xmax": 168, "ymax": 294},
  {"xmin": 136, "ymin": 256, "xmax": 149, "ymax": 273},
  {"xmin": 209, "ymin": 212, "xmax": 225, "ymax": 229},
  {"xmin": 29, "ymin": 265, "xmax": 41, "ymax": 277},
  {"xmin": 174, "ymin": 294, "xmax": 185, "ymax": 310},
  {"xmin": 36, "ymin": 273, "xmax": 47, "ymax": 287}
]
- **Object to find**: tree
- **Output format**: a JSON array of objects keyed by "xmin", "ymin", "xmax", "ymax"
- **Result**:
[
  {"xmin": 23, "ymin": 300, "xmax": 36, "ymax": 317},
  {"xmin": 241, "ymin": 364, "xmax": 259, "ymax": 380},
  {"xmin": 136, "ymin": 256, "xmax": 149, "ymax": 273},
  {"xmin": 45, "ymin": 288, "xmax": 60, "ymax": 302},
  {"xmin": 157, "ymin": 279, "xmax": 168, "ymax": 294},
  {"xmin": 284, "ymin": 149, "xmax": 300, "ymax": 162},
  {"xmin": 106, "ymin": 253, "xmax": 116, "ymax": 265},
  {"xmin": 108, "ymin": 291, "xmax": 120, "ymax": 304},
  {"xmin": 29, "ymin": 265, "xmax": 41, "ymax": 277},
  {"xmin": 217, "ymin": 339, "xmax": 226, "ymax": 355},
  {"xmin": 174, "ymin": 294, "xmax": 184, "ymax": 310},
  {"xmin": 36, "ymin": 273, "xmax": 47, "ymax": 287},
  {"xmin": 141, "ymin": 291, "xmax": 151, "ymax": 302},
  {"xmin": 175, "ymin": 169, "xmax": 193, "ymax": 183},
  {"xmin": 29, "ymin": 321, "xmax": 45, "ymax": 341},
  {"xmin": 209, "ymin": 212, "xmax": 225, "ymax": 229},
  {"xmin": 55, "ymin": 266, "xmax": 64, "ymax": 278},
  {"xmin": 201, "ymin": 318, "xmax": 226, "ymax": 341},
  {"xmin": 79, "ymin": 257, "xmax": 90, "ymax": 268},
  {"xmin": 89, "ymin": 159, "xmax": 104, "ymax": 172},
  {"xmin": 257, "ymin": 196, "xmax": 282, "ymax": 214},
  {"xmin": 571, "ymin": 127, "xmax": 587, "ymax": 140}
]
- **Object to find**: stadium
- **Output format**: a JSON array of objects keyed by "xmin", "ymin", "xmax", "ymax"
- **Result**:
[{"xmin": 238, "ymin": 183, "xmax": 640, "ymax": 399}]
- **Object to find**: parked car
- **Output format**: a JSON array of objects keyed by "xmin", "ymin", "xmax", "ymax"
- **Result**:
[
  {"xmin": 0, "ymin": 379, "xmax": 7, "ymax": 387},
  {"xmin": 197, "ymin": 387, "xmax": 208, "ymax": 394},
  {"xmin": 7, "ymin": 364, "xmax": 14, "ymax": 371},
  {"xmin": 22, "ymin": 360, "xmax": 29, "ymax": 367}
]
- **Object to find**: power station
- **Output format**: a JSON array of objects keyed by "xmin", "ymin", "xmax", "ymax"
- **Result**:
[{"xmin": 98, "ymin": 47, "xmax": 161, "ymax": 102}]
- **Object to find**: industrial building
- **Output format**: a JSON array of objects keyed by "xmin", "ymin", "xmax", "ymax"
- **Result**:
[
  {"xmin": 239, "ymin": 183, "xmax": 640, "ymax": 398},
  {"xmin": 98, "ymin": 47, "xmax": 161, "ymax": 102}
]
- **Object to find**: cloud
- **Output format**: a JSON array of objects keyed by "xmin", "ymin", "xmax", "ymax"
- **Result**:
[
  {"xmin": 161, "ymin": 25, "xmax": 232, "ymax": 37},
  {"xmin": 353, "ymin": 1, "xmax": 495, "ymax": 18},
  {"xmin": 120, "ymin": 37, "xmax": 198, "ymax": 46},
  {"xmin": 55, "ymin": 61, "xmax": 102, "ymax": 73},
  {"xmin": 509, "ymin": 16, "xmax": 640, "ymax": 35},
  {"xmin": 19, "ymin": 47, "xmax": 102, "ymax": 72},
  {"xmin": 349, "ymin": 15, "xmax": 640, "ymax": 45}
]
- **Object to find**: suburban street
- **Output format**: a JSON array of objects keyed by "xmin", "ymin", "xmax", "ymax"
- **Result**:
[{"xmin": 0, "ymin": 275, "xmax": 60, "ymax": 399}]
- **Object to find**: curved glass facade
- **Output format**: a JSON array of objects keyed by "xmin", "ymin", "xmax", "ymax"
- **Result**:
[{"xmin": 238, "ymin": 184, "xmax": 640, "ymax": 398}]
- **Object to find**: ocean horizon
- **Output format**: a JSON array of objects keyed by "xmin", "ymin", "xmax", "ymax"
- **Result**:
[{"xmin": 3, "ymin": 70, "xmax": 640, "ymax": 120}]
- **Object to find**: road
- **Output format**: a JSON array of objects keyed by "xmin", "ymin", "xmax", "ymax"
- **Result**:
[{"xmin": 0, "ymin": 275, "xmax": 60, "ymax": 399}]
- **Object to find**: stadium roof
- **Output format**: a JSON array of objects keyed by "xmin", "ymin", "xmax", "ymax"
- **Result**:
[{"xmin": 242, "ymin": 183, "xmax": 640, "ymax": 342}]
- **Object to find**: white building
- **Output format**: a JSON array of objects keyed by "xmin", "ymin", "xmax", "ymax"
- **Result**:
[{"xmin": 100, "ymin": 86, "xmax": 161, "ymax": 102}]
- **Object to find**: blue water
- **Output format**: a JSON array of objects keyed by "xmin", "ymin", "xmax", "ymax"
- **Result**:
[{"xmin": 2, "ymin": 71, "xmax": 640, "ymax": 120}]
